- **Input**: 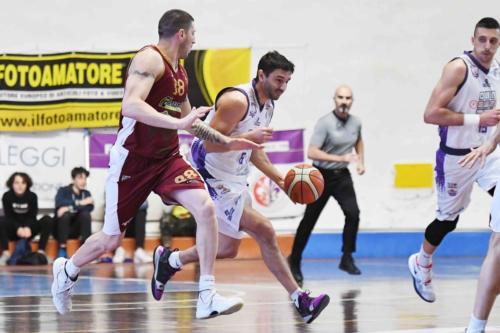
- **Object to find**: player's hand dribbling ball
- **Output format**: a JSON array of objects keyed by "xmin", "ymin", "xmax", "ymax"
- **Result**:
[{"xmin": 284, "ymin": 164, "xmax": 324, "ymax": 204}]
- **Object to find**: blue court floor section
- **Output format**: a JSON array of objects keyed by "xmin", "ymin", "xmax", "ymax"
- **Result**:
[
  {"xmin": 0, "ymin": 256, "xmax": 485, "ymax": 298},
  {"xmin": 302, "ymin": 231, "xmax": 492, "ymax": 258},
  {"xmin": 301, "ymin": 256, "xmax": 484, "ymax": 282}
]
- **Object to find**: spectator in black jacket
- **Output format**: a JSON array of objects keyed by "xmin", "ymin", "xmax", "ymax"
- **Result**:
[
  {"xmin": 54, "ymin": 167, "xmax": 94, "ymax": 258},
  {"xmin": 0, "ymin": 172, "xmax": 53, "ymax": 265}
]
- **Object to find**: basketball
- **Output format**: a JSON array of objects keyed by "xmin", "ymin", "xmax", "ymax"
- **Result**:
[{"xmin": 284, "ymin": 164, "xmax": 324, "ymax": 204}]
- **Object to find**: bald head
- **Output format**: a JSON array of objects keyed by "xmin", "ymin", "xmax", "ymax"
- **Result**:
[
  {"xmin": 333, "ymin": 84, "xmax": 353, "ymax": 116},
  {"xmin": 335, "ymin": 84, "xmax": 353, "ymax": 98}
]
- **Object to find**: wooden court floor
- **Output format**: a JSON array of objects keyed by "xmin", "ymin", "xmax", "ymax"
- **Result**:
[{"xmin": 0, "ymin": 257, "xmax": 499, "ymax": 333}]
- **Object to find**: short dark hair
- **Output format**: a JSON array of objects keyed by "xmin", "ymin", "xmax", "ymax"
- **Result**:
[
  {"xmin": 158, "ymin": 9, "xmax": 194, "ymax": 39},
  {"xmin": 255, "ymin": 51, "xmax": 295, "ymax": 80},
  {"xmin": 71, "ymin": 167, "xmax": 89, "ymax": 179},
  {"xmin": 474, "ymin": 17, "xmax": 500, "ymax": 35},
  {"xmin": 6, "ymin": 172, "xmax": 33, "ymax": 191}
]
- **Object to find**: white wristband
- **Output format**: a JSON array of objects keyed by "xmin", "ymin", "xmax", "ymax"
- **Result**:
[{"xmin": 463, "ymin": 114, "xmax": 480, "ymax": 126}]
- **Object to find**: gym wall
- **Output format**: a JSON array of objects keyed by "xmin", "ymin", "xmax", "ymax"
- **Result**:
[{"xmin": 1, "ymin": 0, "xmax": 498, "ymax": 234}]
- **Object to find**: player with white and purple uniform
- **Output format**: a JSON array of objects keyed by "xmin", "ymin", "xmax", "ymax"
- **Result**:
[
  {"xmin": 408, "ymin": 18, "xmax": 500, "ymax": 314},
  {"xmin": 153, "ymin": 51, "xmax": 330, "ymax": 324},
  {"xmin": 191, "ymin": 81, "xmax": 274, "ymax": 239},
  {"xmin": 434, "ymin": 51, "xmax": 500, "ymax": 222}
]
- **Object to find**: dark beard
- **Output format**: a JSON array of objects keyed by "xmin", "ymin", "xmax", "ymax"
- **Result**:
[
  {"xmin": 266, "ymin": 85, "xmax": 282, "ymax": 100},
  {"xmin": 263, "ymin": 83, "xmax": 274, "ymax": 100},
  {"xmin": 338, "ymin": 105, "xmax": 348, "ymax": 113}
]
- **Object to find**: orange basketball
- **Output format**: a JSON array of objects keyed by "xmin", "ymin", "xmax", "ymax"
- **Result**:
[{"xmin": 284, "ymin": 164, "xmax": 324, "ymax": 204}]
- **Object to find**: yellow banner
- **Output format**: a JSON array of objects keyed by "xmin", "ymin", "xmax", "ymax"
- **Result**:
[
  {"xmin": 0, "ymin": 52, "xmax": 133, "ymax": 131},
  {"xmin": 189, "ymin": 48, "xmax": 251, "ymax": 105},
  {"xmin": 0, "ymin": 48, "xmax": 251, "ymax": 132},
  {"xmin": 394, "ymin": 163, "xmax": 434, "ymax": 188},
  {"xmin": 0, "ymin": 103, "xmax": 121, "ymax": 131}
]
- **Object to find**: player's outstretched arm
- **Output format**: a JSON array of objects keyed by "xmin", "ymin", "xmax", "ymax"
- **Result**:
[
  {"xmin": 180, "ymin": 96, "xmax": 262, "ymax": 152},
  {"xmin": 121, "ymin": 49, "xmax": 192, "ymax": 130},
  {"xmin": 459, "ymin": 125, "xmax": 500, "ymax": 168},
  {"xmin": 424, "ymin": 59, "xmax": 500, "ymax": 126},
  {"xmin": 190, "ymin": 119, "xmax": 263, "ymax": 152},
  {"xmin": 250, "ymin": 149, "xmax": 284, "ymax": 190}
]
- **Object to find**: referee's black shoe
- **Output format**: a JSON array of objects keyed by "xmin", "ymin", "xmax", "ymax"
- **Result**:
[
  {"xmin": 339, "ymin": 253, "xmax": 361, "ymax": 275},
  {"xmin": 287, "ymin": 256, "xmax": 304, "ymax": 287}
]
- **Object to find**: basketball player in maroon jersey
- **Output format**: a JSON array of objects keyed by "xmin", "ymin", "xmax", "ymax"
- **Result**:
[{"xmin": 51, "ymin": 9, "xmax": 260, "ymax": 319}]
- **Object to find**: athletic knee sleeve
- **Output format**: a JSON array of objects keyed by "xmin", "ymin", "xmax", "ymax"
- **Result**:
[{"xmin": 424, "ymin": 216, "xmax": 459, "ymax": 246}]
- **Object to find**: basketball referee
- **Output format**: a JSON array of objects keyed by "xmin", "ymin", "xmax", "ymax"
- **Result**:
[{"xmin": 288, "ymin": 84, "xmax": 365, "ymax": 285}]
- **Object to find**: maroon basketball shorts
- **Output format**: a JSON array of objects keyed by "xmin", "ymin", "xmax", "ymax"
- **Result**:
[{"xmin": 102, "ymin": 146, "xmax": 205, "ymax": 235}]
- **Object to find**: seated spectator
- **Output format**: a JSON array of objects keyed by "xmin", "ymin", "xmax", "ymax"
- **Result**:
[
  {"xmin": 0, "ymin": 172, "xmax": 52, "ymax": 265},
  {"xmin": 113, "ymin": 200, "xmax": 152, "ymax": 263},
  {"xmin": 54, "ymin": 167, "xmax": 93, "ymax": 258}
]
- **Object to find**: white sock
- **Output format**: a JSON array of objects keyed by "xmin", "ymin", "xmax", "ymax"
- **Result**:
[
  {"xmin": 1, "ymin": 250, "xmax": 11, "ymax": 257},
  {"xmin": 290, "ymin": 288, "xmax": 303, "ymax": 306},
  {"xmin": 168, "ymin": 251, "xmax": 183, "ymax": 269},
  {"xmin": 65, "ymin": 259, "xmax": 80, "ymax": 279},
  {"xmin": 418, "ymin": 246, "xmax": 432, "ymax": 268},
  {"xmin": 466, "ymin": 314, "xmax": 487, "ymax": 333},
  {"xmin": 199, "ymin": 275, "xmax": 216, "ymax": 303},
  {"xmin": 199, "ymin": 275, "xmax": 215, "ymax": 290}
]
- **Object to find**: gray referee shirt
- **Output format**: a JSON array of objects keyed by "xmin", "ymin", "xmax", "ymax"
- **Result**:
[{"xmin": 309, "ymin": 111, "xmax": 362, "ymax": 170}]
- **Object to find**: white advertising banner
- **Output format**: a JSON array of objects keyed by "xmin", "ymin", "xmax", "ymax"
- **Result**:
[{"xmin": 0, "ymin": 130, "xmax": 86, "ymax": 209}]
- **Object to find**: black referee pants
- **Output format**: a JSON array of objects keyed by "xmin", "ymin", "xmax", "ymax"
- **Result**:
[{"xmin": 290, "ymin": 168, "xmax": 360, "ymax": 264}]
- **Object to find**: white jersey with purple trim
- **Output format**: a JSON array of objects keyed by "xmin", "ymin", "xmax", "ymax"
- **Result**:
[
  {"xmin": 433, "ymin": 52, "xmax": 500, "ymax": 221},
  {"xmin": 198, "ymin": 81, "xmax": 274, "ymax": 183},
  {"xmin": 440, "ymin": 52, "xmax": 500, "ymax": 149}
]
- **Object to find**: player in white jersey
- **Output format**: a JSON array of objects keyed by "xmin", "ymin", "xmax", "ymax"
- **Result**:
[
  {"xmin": 460, "ymin": 124, "xmax": 500, "ymax": 333},
  {"xmin": 190, "ymin": 81, "xmax": 273, "ymax": 237},
  {"xmin": 152, "ymin": 51, "xmax": 330, "ymax": 323},
  {"xmin": 409, "ymin": 17, "xmax": 500, "ymax": 305}
]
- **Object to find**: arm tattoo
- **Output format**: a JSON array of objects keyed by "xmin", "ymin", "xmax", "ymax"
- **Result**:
[
  {"xmin": 131, "ymin": 70, "xmax": 155, "ymax": 78},
  {"xmin": 191, "ymin": 120, "xmax": 227, "ymax": 144}
]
